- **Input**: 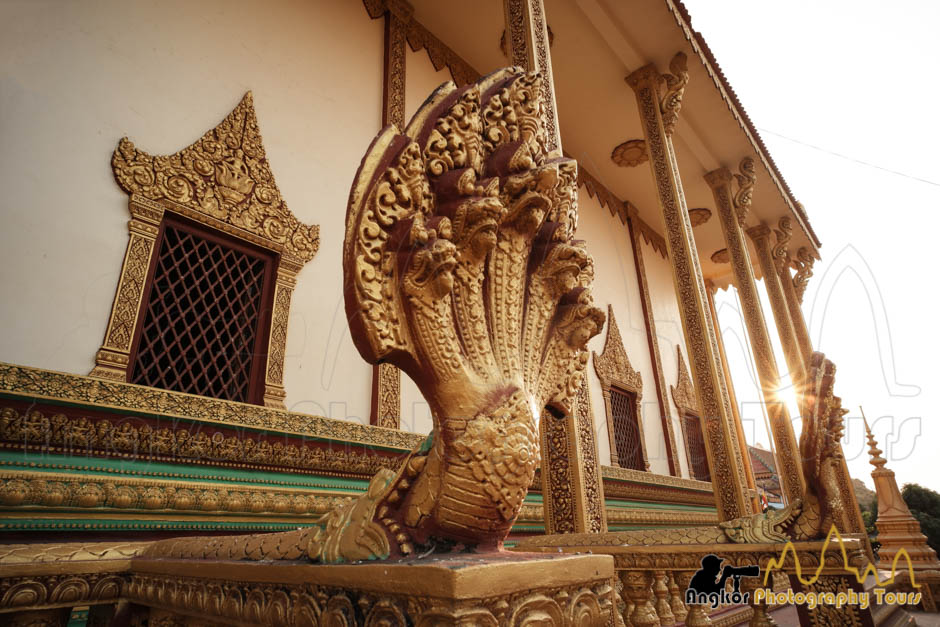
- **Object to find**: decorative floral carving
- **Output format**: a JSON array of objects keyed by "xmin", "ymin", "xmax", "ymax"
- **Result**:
[
  {"xmin": 687, "ymin": 208, "xmax": 711, "ymax": 227},
  {"xmin": 0, "ymin": 470, "xmax": 353, "ymax": 518},
  {"xmin": 111, "ymin": 93, "xmax": 318, "ymax": 263},
  {"xmin": 659, "ymin": 52, "xmax": 689, "ymax": 137},
  {"xmin": 733, "ymin": 157, "xmax": 756, "ymax": 227},
  {"xmin": 792, "ymin": 247, "xmax": 815, "ymax": 303},
  {"xmin": 611, "ymin": 140, "xmax": 648, "ymax": 167},
  {"xmin": 627, "ymin": 63, "xmax": 750, "ymax": 520},
  {"xmin": 710, "ymin": 248, "xmax": 729, "ymax": 264},
  {"xmin": 772, "ymin": 216, "xmax": 793, "ymax": 274},
  {"xmin": 375, "ymin": 363, "xmax": 402, "ymax": 429},
  {"xmin": 0, "ymin": 363, "xmax": 426, "ymax": 452}
]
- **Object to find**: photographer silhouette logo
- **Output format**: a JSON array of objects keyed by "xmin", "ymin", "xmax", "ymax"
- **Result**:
[{"xmin": 685, "ymin": 554, "xmax": 761, "ymax": 609}]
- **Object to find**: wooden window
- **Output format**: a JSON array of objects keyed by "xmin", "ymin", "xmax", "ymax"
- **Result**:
[
  {"xmin": 128, "ymin": 214, "xmax": 276, "ymax": 405},
  {"xmin": 609, "ymin": 387, "xmax": 645, "ymax": 471},
  {"xmin": 683, "ymin": 412, "xmax": 710, "ymax": 482}
]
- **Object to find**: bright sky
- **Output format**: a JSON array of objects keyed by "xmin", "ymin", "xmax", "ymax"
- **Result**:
[{"xmin": 680, "ymin": 0, "xmax": 940, "ymax": 492}]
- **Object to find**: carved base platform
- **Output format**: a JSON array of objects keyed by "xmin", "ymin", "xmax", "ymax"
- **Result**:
[
  {"xmin": 128, "ymin": 552, "xmax": 617, "ymax": 625},
  {"xmin": 0, "ymin": 543, "xmax": 617, "ymax": 626}
]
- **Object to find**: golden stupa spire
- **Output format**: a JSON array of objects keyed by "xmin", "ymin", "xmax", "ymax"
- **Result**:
[{"xmin": 861, "ymin": 407, "xmax": 887, "ymax": 470}]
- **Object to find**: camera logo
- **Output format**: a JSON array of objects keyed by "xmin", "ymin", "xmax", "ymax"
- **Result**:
[{"xmin": 685, "ymin": 554, "xmax": 760, "ymax": 609}]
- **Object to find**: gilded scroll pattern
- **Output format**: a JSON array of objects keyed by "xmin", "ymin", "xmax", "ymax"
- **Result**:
[
  {"xmin": 576, "ymin": 379, "xmax": 606, "ymax": 532},
  {"xmin": 0, "ymin": 406, "xmax": 404, "ymax": 477},
  {"xmin": 103, "ymin": 235, "xmax": 154, "ymax": 352},
  {"xmin": 122, "ymin": 571, "xmax": 617, "ymax": 626},
  {"xmin": 0, "ymin": 471, "xmax": 351, "ymax": 518},
  {"xmin": 111, "ymin": 93, "xmax": 318, "ymax": 263},
  {"xmin": 376, "ymin": 363, "xmax": 401, "ymax": 429},
  {"xmin": 0, "ymin": 363, "xmax": 425, "ymax": 451},
  {"xmin": 541, "ymin": 410, "xmax": 576, "ymax": 533}
]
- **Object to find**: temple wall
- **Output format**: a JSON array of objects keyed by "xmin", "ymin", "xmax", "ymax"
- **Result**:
[
  {"xmin": 642, "ymin": 237, "xmax": 692, "ymax": 478},
  {"xmin": 575, "ymin": 191, "xmax": 668, "ymax": 474},
  {"xmin": 0, "ymin": 0, "xmax": 385, "ymax": 422}
]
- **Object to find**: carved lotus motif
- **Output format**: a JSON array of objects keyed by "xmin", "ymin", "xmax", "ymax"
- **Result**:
[{"xmin": 338, "ymin": 68, "xmax": 604, "ymax": 558}]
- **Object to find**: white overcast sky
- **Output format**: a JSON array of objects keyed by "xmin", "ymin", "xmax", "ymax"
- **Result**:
[{"xmin": 679, "ymin": 0, "xmax": 940, "ymax": 491}]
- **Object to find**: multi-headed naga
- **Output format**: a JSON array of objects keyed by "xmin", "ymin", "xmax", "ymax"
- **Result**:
[
  {"xmin": 334, "ymin": 67, "xmax": 603, "ymax": 559},
  {"xmin": 142, "ymin": 69, "xmax": 603, "ymax": 565}
]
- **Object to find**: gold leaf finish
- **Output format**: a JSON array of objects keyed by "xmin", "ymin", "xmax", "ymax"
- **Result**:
[
  {"xmin": 341, "ymin": 67, "xmax": 604, "ymax": 556},
  {"xmin": 111, "ymin": 93, "xmax": 318, "ymax": 263}
]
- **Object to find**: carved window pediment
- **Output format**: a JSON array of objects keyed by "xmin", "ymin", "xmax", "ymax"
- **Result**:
[
  {"xmin": 111, "ymin": 92, "xmax": 319, "ymax": 264},
  {"xmin": 670, "ymin": 346, "xmax": 699, "ymax": 416},
  {"xmin": 91, "ymin": 92, "xmax": 319, "ymax": 409},
  {"xmin": 671, "ymin": 345, "xmax": 708, "ymax": 481},
  {"xmin": 593, "ymin": 305, "xmax": 648, "ymax": 470}
]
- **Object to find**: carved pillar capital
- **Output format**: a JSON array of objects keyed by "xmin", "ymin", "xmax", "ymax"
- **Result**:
[
  {"xmin": 703, "ymin": 167, "xmax": 733, "ymax": 189},
  {"xmin": 625, "ymin": 63, "xmax": 663, "ymax": 91},
  {"xmin": 746, "ymin": 223, "xmax": 772, "ymax": 241}
]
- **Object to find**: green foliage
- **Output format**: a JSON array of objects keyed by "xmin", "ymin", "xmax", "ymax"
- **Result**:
[
  {"xmin": 902, "ymin": 483, "xmax": 940, "ymax": 555},
  {"xmin": 863, "ymin": 494, "xmax": 879, "ymax": 556}
]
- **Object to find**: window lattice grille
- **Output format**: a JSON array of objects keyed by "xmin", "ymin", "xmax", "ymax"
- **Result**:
[
  {"xmin": 130, "ymin": 222, "xmax": 270, "ymax": 403},
  {"xmin": 610, "ymin": 387, "xmax": 644, "ymax": 470},
  {"xmin": 684, "ymin": 413, "xmax": 711, "ymax": 482}
]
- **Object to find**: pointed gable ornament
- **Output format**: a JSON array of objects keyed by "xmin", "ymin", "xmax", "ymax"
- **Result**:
[
  {"xmin": 670, "ymin": 345, "xmax": 699, "ymax": 415},
  {"xmin": 111, "ymin": 92, "xmax": 319, "ymax": 263}
]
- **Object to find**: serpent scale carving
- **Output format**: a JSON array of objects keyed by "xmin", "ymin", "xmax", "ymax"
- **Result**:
[{"xmin": 337, "ymin": 67, "xmax": 603, "ymax": 557}]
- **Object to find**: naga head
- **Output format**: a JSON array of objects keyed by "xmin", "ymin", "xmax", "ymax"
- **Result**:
[{"xmin": 341, "ymin": 69, "xmax": 603, "ymax": 557}]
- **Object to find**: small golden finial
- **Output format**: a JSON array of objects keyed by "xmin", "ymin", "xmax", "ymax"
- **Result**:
[{"xmin": 861, "ymin": 406, "xmax": 887, "ymax": 469}]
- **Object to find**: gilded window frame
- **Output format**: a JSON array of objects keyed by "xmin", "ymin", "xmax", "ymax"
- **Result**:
[
  {"xmin": 592, "ymin": 306, "xmax": 649, "ymax": 471},
  {"xmin": 89, "ymin": 93, "xmax": 319, "ymax": 409}
]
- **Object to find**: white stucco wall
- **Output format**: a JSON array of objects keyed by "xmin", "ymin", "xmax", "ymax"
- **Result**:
[
  {"xmin": 574, "ymin": 190, "xmax": 671, "ymax": 473},
  {"xmin": 0, "ymin": 0, "xmax": 384, "ymax": 423},
  {"xmin": 641, "ymin": 237, "xmax": 692, "ymax": 478}
]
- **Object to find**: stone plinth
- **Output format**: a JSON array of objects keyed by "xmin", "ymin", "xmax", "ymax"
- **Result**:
[{"xmin": 126, "ymin": 551, "xmax": 617, "ymax": 625}]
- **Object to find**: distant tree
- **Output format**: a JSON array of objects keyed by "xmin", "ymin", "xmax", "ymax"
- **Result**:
[
  {"xmin": 862, "ymin": 494, "xmax": 879, "ymax": 556},
  {"xmin": 901, "ymin": 483, "xmax": 940, "ymax": 555}
]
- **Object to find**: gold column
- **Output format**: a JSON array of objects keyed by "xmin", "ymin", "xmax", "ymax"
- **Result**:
[
  {"xmin": 502, "ymin": 0, "xmax": 561, "ymax": 157},
  {"xmin": 706, "ymin": 166, "xmax": 805, "ymax": 504},
  {"xmin": 705, "ymin": 279, "xmax": 760, "ymax": 513},
  {"xmin": 746, "ymin": 223, "xmax": 807, "ymax": 382},
  {"xmin": 90, "ymin": 196, "xmax": 165, "ymax": 381},
  {"xmin": 503, "ymin": 0, "xmax": 605, "ymax": 533},
  {"xmin": 626, "ymin": 56, "xmax": 751, "ymax": 521},
  {"xmin": 262, "ymin": 257, "xmax": 301, "ymax": 408},
  {"xmin": 780, "ymin": 247, "xmax": 814, "ymax": 362}
]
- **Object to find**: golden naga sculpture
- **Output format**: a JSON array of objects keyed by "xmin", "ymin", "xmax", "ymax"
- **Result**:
[
  {"xmin": 141, "ymin": 68, "xmax": 603, "ymax": 565},
  {"xmin": 338, "ymin": 67, "xmax": 603, "ymax": 558}
]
